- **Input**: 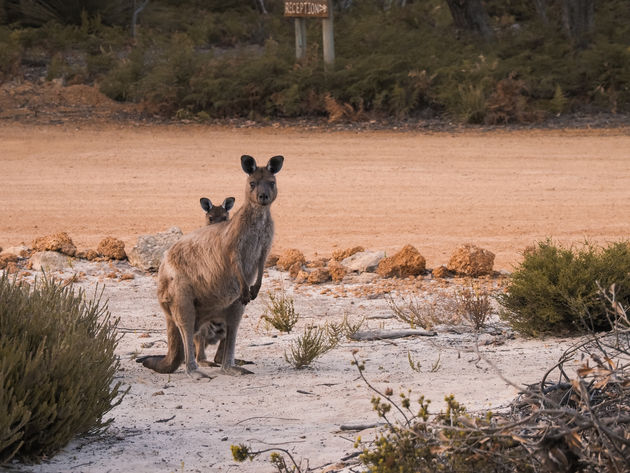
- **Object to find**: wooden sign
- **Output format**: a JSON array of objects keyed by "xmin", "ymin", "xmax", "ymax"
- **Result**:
[{"xmin": 284, "ymin": 0, "xmax": 329, "ymax": 18}]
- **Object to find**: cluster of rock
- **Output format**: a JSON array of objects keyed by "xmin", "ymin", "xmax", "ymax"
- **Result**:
[
  {"xmin": 0, "ymin": 227, "xmax": 186, "ymax": 274},
  {"xmin": 1, "ymin": 227, "xmax": 496, "ymax": 285},
  {"xmin": 268, "ymin": 243, "xmax": 495, "ymax": 285}
]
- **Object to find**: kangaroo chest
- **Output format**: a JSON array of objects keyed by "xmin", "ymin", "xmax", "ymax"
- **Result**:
[{"xmin": 237, "ymin": 219, "xmax": 273, "ymax": 280}]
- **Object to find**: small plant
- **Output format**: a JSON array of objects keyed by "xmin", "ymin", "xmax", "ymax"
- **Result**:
[
  {"xmin": 231, "ymin": 444, "xmax": 305, "ymax": 472},
  {"xmin": 0, "ymin": 274, "xmax": 126, "ymax": 464},
  {"xmin": 407, "ymin": 351, "xmax": 421, "ymax": 372},
  {"xmin": 326, "ymin": 313, "xmax": 365, "ymax": 341},
  {"xmin": 454, "ymin": 280, "xmax": 493, "ymax": 331},
  {"xmin": 260, "ymin": 289, "xmax": 299, "ymax": 333},
  {"xmin": 284, "ymin": 325, "xmax": 338, "ymax": 369},
  {"xmin": 341, "ymin": 313, "xmax": 365, "ymax": 338},
  {"xmin": 386, "ymin": 293, "xmax": 458, "ymax": 329}
]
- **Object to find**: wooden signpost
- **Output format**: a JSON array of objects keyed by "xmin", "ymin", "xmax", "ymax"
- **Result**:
[{"xmin": 284, "ymin": 0, "xmax": 335, "ymax": 68}]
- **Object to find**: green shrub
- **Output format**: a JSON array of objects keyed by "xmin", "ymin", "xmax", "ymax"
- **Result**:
[
  {"xmin": 260, "ymin": 288, "xmax": 299, "ymax": 333},
  {"xmin": 498, "ymin": 240, "xmax": 630, "ymax": 336},
  {"xmin": 0, "ymin": 274, "xmax": 125, "ymax": 464},
  {"xmin": 284, "ymin": 324, "xmax": 337, "ymax": 369},
  {"xmin": 0, "ymin": 27, "xmax": 21, "ymax": 80}
]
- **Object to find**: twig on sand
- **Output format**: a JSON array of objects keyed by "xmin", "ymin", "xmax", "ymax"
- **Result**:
[
  {"xmin": 339, "ymin": 422, "xmax": 385, "ymax": 431},
  {"xmin": 349, "ymin": 329, "xmax": 437, "ymax": 341}
]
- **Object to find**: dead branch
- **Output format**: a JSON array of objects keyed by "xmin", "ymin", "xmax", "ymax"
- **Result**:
[{"xmin": 349, "ymin": 329, "xmax": 437, "ymax": 341}]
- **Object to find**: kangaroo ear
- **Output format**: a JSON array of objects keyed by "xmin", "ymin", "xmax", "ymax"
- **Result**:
[
  {"xmin": 267, "ymin": 155, "xmax": 284, "ymax": 174},
  {"xmin": 200, "ymin": 197, "xmax": 212, "ymax": 212},
  {"xmin": 223, "ymin": 197, "xmax": 235, "ymax": 211},
  {"xmin": 241, "ymin": 155, "xmax": 257, "ymax": 174}
]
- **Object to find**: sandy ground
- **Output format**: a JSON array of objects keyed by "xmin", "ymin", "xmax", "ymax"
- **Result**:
[
  {"xmin": 1, "ymin": 123, "xmax": 629, "ymax": 472},
  {"xmin": 2, "ymin": 124, "xmax": 630, "ymax": 270},
  {"xmin": 7, "ymin": 259, "xmax": 574, "ymax": 473}
]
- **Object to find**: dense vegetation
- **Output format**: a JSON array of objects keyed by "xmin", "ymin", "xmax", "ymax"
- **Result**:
[
  {"xmin": 0, "ymin": 274, "xmax": 125, "ymax": 464},
  {"xmin": 498, "ymin": 239, "xmax": 630, "ymax": 336},
  {"xmin": 0, "ymin": 0, "xmax": 628, "ymax": 122}
]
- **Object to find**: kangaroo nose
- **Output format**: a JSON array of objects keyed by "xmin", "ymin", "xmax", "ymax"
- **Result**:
[{"xmin": 258, "ymin": 192, "xmax": 268, "ymax": 201}]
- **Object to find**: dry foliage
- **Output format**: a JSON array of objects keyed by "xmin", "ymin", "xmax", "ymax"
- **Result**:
[
  {"xmin": 386, "ymin": 293, "xmax": 460, "ymax": 329},
  {"xmin": 284, "ymin": 325, "xmax": 338, "ymax": 369},
  {"xmin": 260, "ymin": 289, "xmax": 299, "ymax": 333},
  {"xmin": 454, "ymin": 280, "xmax": 493, "ymax": 331},
  {"xmin": 324, "ymin": 93, "xmax": 364, "ymax": 123},
  {"xmin": 357, "ymin": 284, "xmax": 630, "ymax": 473}
]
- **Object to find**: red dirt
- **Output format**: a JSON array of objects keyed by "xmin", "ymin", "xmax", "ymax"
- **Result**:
[{"xmin": 1, "ymin": 122, "xmax": 630, "ymax": 270}]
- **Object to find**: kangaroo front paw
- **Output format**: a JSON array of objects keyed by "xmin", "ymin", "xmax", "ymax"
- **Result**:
[{"xmin": 249, "ymin": 283, "xmax": 261, "ymax": 301}]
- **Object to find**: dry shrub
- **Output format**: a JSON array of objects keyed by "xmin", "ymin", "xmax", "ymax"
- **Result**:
[
  {"xmin": 386, "ymin": 293, "xmax": 459, "ymax": 329},
  {"xmin": 484, "ymin": 73, "xmax": 540, "ymax": 125},
  {"xmin": 260, "ymin": 289, "xmax": 298, "ymax": 333},
  {"xmin": 454, "ymin": 280, "xmax": 493, "ymax": 330},
  {"xmin": 324, "ymin": 93, "xmax": 365, "ymax": 123},
  {"xmin": 354, "ymin": 293, "xmax": 630, "ymax": 473},
  {"xmin": 284, "ymin": 325, "xmax": 338, "ymax": 369}
]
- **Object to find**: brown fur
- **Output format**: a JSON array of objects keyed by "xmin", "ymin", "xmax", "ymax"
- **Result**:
[
  {"xmin": 138, "ymin": 155, "xmax": 284, "ymax": 378},
  {"xmin": 194, "ymin": 195, "xmax": 235, "ymax": 364},
  {"xmin": 200, "ymin": 196, "xmax": 235, "ymax": 225}
]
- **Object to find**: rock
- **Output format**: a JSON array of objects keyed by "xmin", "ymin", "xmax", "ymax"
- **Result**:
[
  {"xmin": 97, "ymin": 237, "xmax": 127, "ymax": 260},
  {"xmin": 377, "ymin": 245, "xmax": 426, "ymax": 278},
  {"xmin": 32, "ymin": 232, "xmax": 76, "ymax": 256},
  {"xmin": 341, "ymin": 250, "xmax": 385, "ymax": 273},
  {"xmin": 332, "ymin": 246, "xmax": 364, "ymax": 261},
  {"xmin": 432, "ymin": 265, "xmax": 450, "ymax": 279},
  {"xmin": 307, "ymin": 268, "xmax": 331, "ymax": 284},
  {"xmin": 295, "ymin": 269, "xmax": 309, "ymax": 284},
  {"xmin": 1, "ymin": 245, "xmax": 30, "ymax": 257},
  {"xmin": 127, "ymin": 227, "xmax": 183, "ymax": 272},
  {"xmin": 265, "ymin": 253, "xmax": 280, "ymax": 268},
  {"xmin": 0, "ymin": 253, "xmax": 19, "ymax": 269},
  {"xmin": 277, "ymin": 249, "xmax": 306, "ymax": 271},
  {"xmin": 289, "ymin": 262, "xmax": 303, "ymax": 279},
  {"xmin": 306, "ymin": 257, "xmax": 329, "ymax": 269},
  {"xmin": 447, "ymin": 244, "xmax": 495, "ymax": 277},
  {"xmin": 30, "ymin": 251, "xmax": 70, "ymax": 272},
  {"xmin": 350, "ymin": 272, "xmax": 380, "ymax": 284},
  {"xmin": 328, "ymin": 260, "xmax": 347, "ymax": 282},
  {"xmin": 85, "ymin": 249, "xmax": 100, "ymax": 261}
]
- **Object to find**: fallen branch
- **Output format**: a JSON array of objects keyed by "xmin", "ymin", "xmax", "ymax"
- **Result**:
[
  {"xmin": 339, "ymin": 422, "xmax": 385, "ymax": 431},
  {"xmin": 349, "ymin": 329, "xmax": 437, "ymax": 341}
]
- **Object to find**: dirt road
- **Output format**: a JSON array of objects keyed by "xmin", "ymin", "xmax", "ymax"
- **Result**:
[{"xmin": 2, "ymin": 123, "xmax": 629, "ymax": 269}]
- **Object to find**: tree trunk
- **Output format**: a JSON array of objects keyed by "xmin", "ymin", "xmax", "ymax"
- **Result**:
[
  {"xmin": 562, "ymin": 0, "xmax": 594, "ymax": 47},
  {"xmin": 445, "ymin": 0, "xmax": 493, "ymax": 39},
  {"xmin": 533, "ymin": 0, "xmax": 548, "ymax": 23}
]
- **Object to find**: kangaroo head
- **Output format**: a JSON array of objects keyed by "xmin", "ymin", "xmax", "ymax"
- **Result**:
[
  {"xmin": 200, "ymin": 196, "xmax": 235, "ymax": 224},
  {"xmin": 241, "ymin": 155, "xmax": 284, "ymax": 206}
]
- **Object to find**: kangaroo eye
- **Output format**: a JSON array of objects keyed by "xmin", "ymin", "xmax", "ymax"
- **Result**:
[
  {"xmin": 249, "ymin": 182, "xmax": 256, "ymax": 190},
  {"xmin": 269, "ymin": 182, "xmax": 275, "ymax": 189}
]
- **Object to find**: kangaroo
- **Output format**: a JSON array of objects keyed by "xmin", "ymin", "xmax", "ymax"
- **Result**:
[
  {"xmin": 194, "ymin": 196, "xmax": 235, "ymax": 366},
  {"xmin": 137, "ymin": 155, "xmax": 284, "ymax": 379},
  {"xmin": 200, "ymin": 196, "xmax": 235, "ymax": 225}
]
